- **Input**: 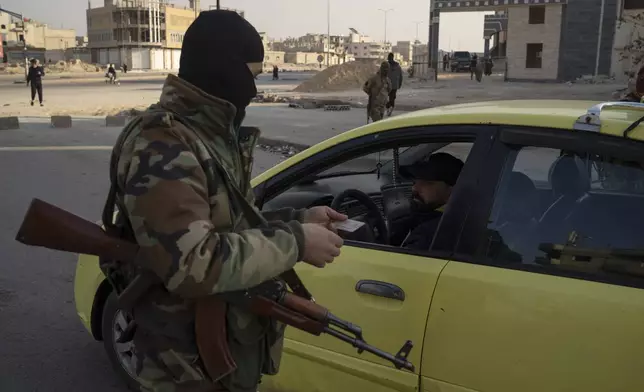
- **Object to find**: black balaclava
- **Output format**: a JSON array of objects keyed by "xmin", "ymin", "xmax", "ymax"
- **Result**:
[{"xmin": 178, "ymin": 10, "xmax": 264, "ymax": 129}]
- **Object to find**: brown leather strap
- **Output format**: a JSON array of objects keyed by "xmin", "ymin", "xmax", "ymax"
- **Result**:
[{"xmin": 280, "ymin": 269, "xmax": 313, "ymax": 301}]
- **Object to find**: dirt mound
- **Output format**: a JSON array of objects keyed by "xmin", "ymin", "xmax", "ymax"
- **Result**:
[
  {"xmin": 293, "ymin": 60, "xmax": 380, "ymax": 93},
  {"xmin": 46, "ymin": 59, "xmax": 98, "ymax": 73}
]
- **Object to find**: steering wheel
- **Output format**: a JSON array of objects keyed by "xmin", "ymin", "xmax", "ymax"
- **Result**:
[{"xmin": 330, "ymin": 189, "xmax": 389, "ymax": 245}]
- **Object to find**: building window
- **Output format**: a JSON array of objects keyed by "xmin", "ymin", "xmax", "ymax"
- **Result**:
[
  {"xmin": 624, "ymin": 0, "xmax": 644, "ymax": 9},
  {"xmin": 526, "ymin": 43, "xmax": 543, "ymax": 68},
  {"xmin": 528, "ymin": 5, "xmax": 546, "ymax": 24},
  {"xmin": 0, "ymin": 24, "xmax": 5, "ymax": 29},
  {"xmin": 19, "ymin": 34, "xmax": 24, "ymax": 42}
]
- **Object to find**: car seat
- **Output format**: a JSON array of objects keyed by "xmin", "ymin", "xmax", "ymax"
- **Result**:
[
  {"xmin": 496, "ymin": 172, "xmax": 540, "ymax": 262},
  {"xmin": 537, "ymin": 154, "xmax": 589, "ymax": 244}
]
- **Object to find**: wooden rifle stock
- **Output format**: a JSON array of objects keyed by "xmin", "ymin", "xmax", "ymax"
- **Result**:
[
  {"xmin": 14, "ymin": 198, "xmax": 236, "ymax": 381},
  {"xmin": 15, "ymin": 198, "xmax": 417, "ymax": 376}
]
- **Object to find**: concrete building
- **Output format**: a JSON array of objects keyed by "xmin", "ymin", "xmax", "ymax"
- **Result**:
[
  {"xmin": 0, "ymin": 8, "xmax": 77, "ymax": 63},
  {"xmin": 86, "ymin": 0, "xmax": 244, "ymax": 70},
  {"xmin": 272, "ymin": 33, "xmax": 350, "ymax": 65},
  {"xmin": 393, "ymin": 41, "xmax": 413, "ymax": 62},
  {"xmin": 344, "ymin": 31, "xmax": 393, "ymax": 60},
  {"xmin": 428, "ymin": 0, "xmax": 643, "ymax": 82}
]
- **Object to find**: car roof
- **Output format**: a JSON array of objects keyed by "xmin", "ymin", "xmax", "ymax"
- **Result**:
[
  {"xmin": 253, "ymin": 100, "xmax": 644, "ymax": 184},
  {"xmin": 333, "ymin": 99, "xmax": 644, "ymax": 143}
]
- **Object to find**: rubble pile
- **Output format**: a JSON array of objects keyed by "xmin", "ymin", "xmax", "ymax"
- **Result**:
[
  {"xmin": 572, "ymin": 74, "xmax": 615, "ymax": 84},
  {"xmin": 46, "ymin": 59, "xmax": 99, "ymax": 73},
  {"xmin": 257, "ymin": 143, "xmax": 300, "ymax": 157},
  {"xmin": 252, "ymin": 92, "xmax": 291, "ymax": 103},
  {"xmin": 293, "ymin": 60, "xmax": 380, "ymax": 93}
]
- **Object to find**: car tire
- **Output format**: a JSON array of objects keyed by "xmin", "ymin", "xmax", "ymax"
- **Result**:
[{"xmin": 101, "ymin": 292, "xmax": 143, "ymax": 392}]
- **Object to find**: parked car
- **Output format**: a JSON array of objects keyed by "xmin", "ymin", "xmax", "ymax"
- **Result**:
[
  {"xmin": 75, "ymin": 100, "xmax": 644, "ymax": 392},
  {"xmin": 450, "ymin": 51, "xmax": 471, "ymax": 72}
]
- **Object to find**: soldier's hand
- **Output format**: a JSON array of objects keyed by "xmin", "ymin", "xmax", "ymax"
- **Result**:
[{"xmin": 301, "ymin": 223, "xmax": 344, "ymax": 268}]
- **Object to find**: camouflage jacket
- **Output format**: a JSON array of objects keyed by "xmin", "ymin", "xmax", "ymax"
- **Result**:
[
  {"xmin": 111, "ymin": 74, "xmax": 307, "ymax": 391},
  {"xmin": 363, "ymin": 73, "xmax": 392, "ymax": 108}
]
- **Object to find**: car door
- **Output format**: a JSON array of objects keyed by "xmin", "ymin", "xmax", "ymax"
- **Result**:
[
  {"xmin": 421, "ymin": 126, "xmax": 644, "ymax": 392},
  {"xmin": 256, "ymin": 126, "xmax": 496, "ymax": 392}
]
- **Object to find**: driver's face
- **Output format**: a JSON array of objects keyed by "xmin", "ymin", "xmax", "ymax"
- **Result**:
[{"xmin": 412, "ymin": 179, "xmax": 452, "ymax": 209}]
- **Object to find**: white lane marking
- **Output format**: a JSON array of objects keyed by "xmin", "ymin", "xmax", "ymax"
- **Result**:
[{"xmin": 0, "ymin": 146, "xmax": 113, "ymax": 151}]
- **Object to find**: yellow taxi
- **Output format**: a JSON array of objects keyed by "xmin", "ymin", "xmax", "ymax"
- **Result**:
[{"xmin": 74, "ymin": 100, "xmax": 644, "ymax": 392}]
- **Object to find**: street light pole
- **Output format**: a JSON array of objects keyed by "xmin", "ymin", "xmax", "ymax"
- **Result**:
[
  {"xmin": 378, "ymin": 8, "xmax": 393, "ymax": 44},
  {"xmin": 327, "ymin": 0, "xmax": 330, "ymax": 67},
  {"xmin": 413, "ymin": 21, "xmax": 423, "ymax": 41}
]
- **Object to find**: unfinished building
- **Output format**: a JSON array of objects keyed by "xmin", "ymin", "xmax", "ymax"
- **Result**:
[
  {"xmin": 86, "ymin": 0, "xmax": 244, "ymax": 70},
  {"xmin": 428, "ymin": 0, "xmax": 644, "ymax": 82}
]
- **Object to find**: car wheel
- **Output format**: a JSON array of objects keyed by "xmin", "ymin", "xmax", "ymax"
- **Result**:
[{"xmin": 101, "ymin": 292, "xmax": 142, "ymax": 391}]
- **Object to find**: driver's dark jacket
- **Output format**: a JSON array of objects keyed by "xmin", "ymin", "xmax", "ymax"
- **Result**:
[{"xmin": 404, "ymin": 209, "xmax": 444, "ymax": 250}]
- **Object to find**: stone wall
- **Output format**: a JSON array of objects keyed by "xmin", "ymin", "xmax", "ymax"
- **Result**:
[
  {"xmin": 558, "ymin": 0, "xmax": 618, "ymax": 81},
  {"xmin": 507, "ymin": 5, "xmax": 563, "ymax": 81}
]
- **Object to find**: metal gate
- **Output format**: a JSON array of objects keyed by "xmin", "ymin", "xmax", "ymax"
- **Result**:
[
  {"xmin": 99, "ymin": 49, "xmax": 108, "ymax": 65},
  {"xmin": 171, "ymin": 49, "xmax": 181, "ymax": 70}
]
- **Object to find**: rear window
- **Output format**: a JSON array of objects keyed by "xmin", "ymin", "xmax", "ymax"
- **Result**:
[{"xmin": 452, "ymin": 52, "xmax": 470, "ymax": 59}]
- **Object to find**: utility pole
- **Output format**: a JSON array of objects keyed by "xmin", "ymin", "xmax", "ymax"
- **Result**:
[
  {"xmin": 327, "ymin": 0, "xmax": 330, "ymax": 67},
  {"xmin": 378, "ymin": 8, "xmax": 393, "ymax": 44},
  {"xmin": 378, "ymin": 8, "xmax": 393, "ymax": 58},
  {"xmin": 413, "ymin": 21, "xmax": 423, "ymax": 42},
  {"xmin": 216, "ymin": 0, "xmax": 220, "ymax": 9}
]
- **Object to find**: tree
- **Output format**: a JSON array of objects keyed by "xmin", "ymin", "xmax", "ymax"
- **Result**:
[{"xmin": 617, "ymin": 11, "xmax": 644, "ymax": 78}]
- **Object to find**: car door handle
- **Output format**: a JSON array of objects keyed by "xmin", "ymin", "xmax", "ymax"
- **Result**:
[{"xmin": 355, "ymin": 280, "xmax": 405, "ymax": 301}]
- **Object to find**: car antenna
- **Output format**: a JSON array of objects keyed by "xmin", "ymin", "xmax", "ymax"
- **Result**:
[{"xmin": 623, "ymin": 114, "xmax": 644, "ymax": 138}]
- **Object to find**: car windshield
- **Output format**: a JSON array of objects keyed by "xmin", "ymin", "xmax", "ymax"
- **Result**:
[{"xmin": 452, "ymin": 52, "xmax": 470, "ymax": 59}]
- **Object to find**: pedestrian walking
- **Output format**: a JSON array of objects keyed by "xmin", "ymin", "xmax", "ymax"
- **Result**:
[
  {"xmin": 26, "ymin": 58, "xmax": 45, "ymax": 107},
  {"xmin": 443, "ymin": 54, "xmax": 449, "ymax": 72},
  {"xmin": 122, "ymin": 63, "xmax": 128, "ymax": 73},
  {"xmin": 103, "ymin": 9, "xmax": 347, "ymax": 392},
  {"xmin": 385, "ymin": 52, "xmax": 403, "ymax": 117},
  {"xmin": 273, "ymin": 65, "xmax": 279, "ymax": 80},
  {"xmin": 363, "ymin": 61, "xmax": 392, "ymax": 122},
  {"xmin": 484, "ymin": 57, "xmax": 494, "ymax": 76},
  {"xmin": 470, "ymin": 54, "xmax": 478, "ymax": 81}
]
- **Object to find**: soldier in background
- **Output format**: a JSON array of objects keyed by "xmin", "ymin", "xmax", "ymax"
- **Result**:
[
  {"xmin": 107, "ymin": 10, "xmax": 347, "ymax": 392},
  {"xmin": 386, "ymin": 52, "xmax": 404, "ymax": 117},
  {"xmin": 363, "ymin": 61, "xmax": 392, "ymax": 122}
]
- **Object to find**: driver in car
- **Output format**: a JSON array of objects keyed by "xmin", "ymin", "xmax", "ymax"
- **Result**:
[{"xmin": 398, "ymin": 152, "xmax": 464, "ymax": 250}]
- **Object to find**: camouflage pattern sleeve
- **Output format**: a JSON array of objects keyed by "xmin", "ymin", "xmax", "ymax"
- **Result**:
[
  {"xmin": 244, "ymin": 188, "xmax": 306, "ymax": 223},
  {"xmin": 121, "ymin": 126, "xmax": 306, "ymax": 298}
]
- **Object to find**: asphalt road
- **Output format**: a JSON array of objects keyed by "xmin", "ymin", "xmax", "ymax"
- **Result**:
[
  {"xmin": 0, "ymin": 127, "xmax": 283, "ymax": 392},
  {"xmin": 0, "ymin": 71, "xmax": 315, "ymax": 91}
]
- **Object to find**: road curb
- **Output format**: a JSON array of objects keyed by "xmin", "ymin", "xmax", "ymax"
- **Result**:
[
  {"xmin": 13, "ymin": 115, "xmax": 313, "ymax": 152},
  {"xmin": 0, "ymin": 116, "xmax": 20, "ymax": 130}
]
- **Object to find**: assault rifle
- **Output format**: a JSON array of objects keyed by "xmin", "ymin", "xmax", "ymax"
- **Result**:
[{"xmin": 15, "ymin": 198, "xmax": 416, "ymax": 379}]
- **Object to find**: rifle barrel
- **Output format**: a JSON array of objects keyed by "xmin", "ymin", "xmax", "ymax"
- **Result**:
[{"xmin": 323, "ymin": 326, "xmax": 415, "ymax": 372}]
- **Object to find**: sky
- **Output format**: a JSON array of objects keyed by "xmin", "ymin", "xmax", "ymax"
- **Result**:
[{"xmin": 0, "ymin": 0, "xmax": 491, "ymax": 52}]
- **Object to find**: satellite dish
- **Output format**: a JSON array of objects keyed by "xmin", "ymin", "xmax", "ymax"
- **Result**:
[{"xmin": 349, "ymin": 28, "xmax": 359, "ymax": 34}]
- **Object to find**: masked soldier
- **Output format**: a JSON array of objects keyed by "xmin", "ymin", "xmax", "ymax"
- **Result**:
[
  {"xmin": 363, "ymin": 61, "xmax": 392, "ymax": 122},
  {"xmin": 105, "ymin": 10, "xmax": 347, "ymax": 392}
]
